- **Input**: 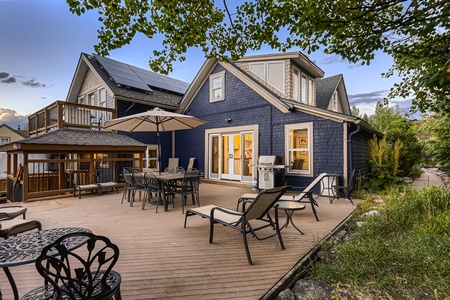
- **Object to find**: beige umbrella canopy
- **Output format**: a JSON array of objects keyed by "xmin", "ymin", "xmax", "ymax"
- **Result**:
[{"xmin": 104, "ymin": 107, "xmax": 207, "ymax": 173}]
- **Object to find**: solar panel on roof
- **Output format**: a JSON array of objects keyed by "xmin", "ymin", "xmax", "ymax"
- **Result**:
[
  {"xmin": 129, "ymin": 65, "xmax": 189, "ymax": 94},
  {"xmin": 95, "ymin": 54, "xmax": 189, "ymax": 94},
  {"xmin": 94, "ymin": 55, "xmax": 153, "ymax": 92}
]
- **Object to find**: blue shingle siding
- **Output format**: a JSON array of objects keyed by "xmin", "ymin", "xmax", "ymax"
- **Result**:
[{"xmin": 176, "ymin": 64, "xmax": 348, "ymax": 194}]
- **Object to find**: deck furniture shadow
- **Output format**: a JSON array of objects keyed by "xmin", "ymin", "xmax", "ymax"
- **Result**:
[
  {"xmin": 21, "ymin": 231, "xmax": 121, "ymax": 300},
  {"xmin": 184, "ymin": 186, "xmax": 290, "ymax": 265}
]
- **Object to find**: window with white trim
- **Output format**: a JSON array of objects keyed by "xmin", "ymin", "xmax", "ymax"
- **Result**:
[
  {"xmin": 209, "ymin": 72, "xmax": 225, "ymax": 102},
  {"xmin": 78, "ymin": 96, "xmax": 85, "ymax": 105},
  {"xmin": 249, "ymin": 61, "xmax": 285, "ymax": 94},
  {"xmin": 0, "ymin": 137, "xmax": 10, "ymax": 145},
  {"xmin": 308, "ymin": 79, "xmax": 314, "ymax": 105},
  {"xmin": 285, "ymin": 123, "xmax": 313, "ymax": 175},
  {"xmin": 331, "ymin": 91, "xmax": 338, "ymax": 111},
  {"xmin": 99, "ymin": 88, "xmax": 107, "ymax": 107},
  {"xmin": 301, "ymin": 75, "xmax": 308, "ymax": 104},
  {"xmin": 143, "ymin": 145, "xmax": 159, "ymax": 170},
  {"xmin": 293, "ymin": 69, "xmax": 300, "ymax": 101}
]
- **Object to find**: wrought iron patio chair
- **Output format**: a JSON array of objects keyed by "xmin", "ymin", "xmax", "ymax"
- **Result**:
[
  {"xmin": 21, "ymin": 231, "xmax": 121, "ymax": 300},
  {"xmin": 184, "ymin": 186, "xmax": 290, "ymax": 265}
]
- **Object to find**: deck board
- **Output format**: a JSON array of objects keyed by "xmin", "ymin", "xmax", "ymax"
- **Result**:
[{"xmin": 0, "ymin": 183, "xmax": 356, "ymax": 299}]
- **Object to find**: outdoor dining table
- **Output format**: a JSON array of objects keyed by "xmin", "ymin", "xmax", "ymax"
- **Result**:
[
  {"xmin": 0, "ymin": 227, "xmax": 92, "ymax": 300},
  {"xmin": 145, "ymin": 172, "xmax": 199, "ymax": 212}
]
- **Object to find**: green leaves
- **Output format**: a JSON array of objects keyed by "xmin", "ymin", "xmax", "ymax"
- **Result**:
[{"xmin": 66, "ymin": 0, "xmax": 450, "ymax": 114}]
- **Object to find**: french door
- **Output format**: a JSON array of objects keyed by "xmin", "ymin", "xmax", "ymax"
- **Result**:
[{"xmin": 209, "ymin": 132, "xmax": 253, "ymax": 182}]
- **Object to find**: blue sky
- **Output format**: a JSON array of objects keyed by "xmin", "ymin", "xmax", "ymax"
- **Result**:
[{"xmin": 0, "ymin": 0, "xmax": 411, "ymax": 130}]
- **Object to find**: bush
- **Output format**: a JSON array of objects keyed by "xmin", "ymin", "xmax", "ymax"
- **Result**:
[{"xmin": 307, "ymin": 186, "xmax": 450, "ymax": 299}]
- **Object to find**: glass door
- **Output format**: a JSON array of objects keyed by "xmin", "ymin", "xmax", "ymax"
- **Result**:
[{"xmin": 209, "ymin": 132, "xmax": 253, "ymax": 182}]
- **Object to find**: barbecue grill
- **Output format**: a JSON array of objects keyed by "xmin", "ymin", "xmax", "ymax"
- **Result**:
[{"xmin": 252, "ymin": 155, "xmax": 284, "ymax": 190}]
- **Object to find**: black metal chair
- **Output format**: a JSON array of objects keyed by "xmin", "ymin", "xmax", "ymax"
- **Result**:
[
  {"xmin": 130, "ymin": 170, "xmax": 147, "ymax": 207},
  {"xmin": 142, "ymin": 172, "xmax": 161, "ymax": 210},
  {"xmin": 175, "ymin": 168, "xmax": 201, "ymax": 214},
  {"xmin": 184, "ymin": 186, "xmax": 290, "ymax": 265},
  {"xmin": 331, "ymin": 169, "xmax": 356, "ymax": 205},
  {"xmin": 120, "ymin": 169, "xmax": 134, "ymax": 205},
  {"xmin": 21, "ymin": 231, "xmax": 121, "ymax": 300}
]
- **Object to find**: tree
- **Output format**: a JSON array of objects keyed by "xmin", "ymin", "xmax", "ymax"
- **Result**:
[
  {"xmin": 366, "ymin": 103, "xmax": 423, "ymax": 177},
  {"xmin": 66, "ymin": 0, "xmax": 450, "ymax": 114},
  {"xmin": 420, "ymin": 114, "xmax": 450, "ymax": 171}
]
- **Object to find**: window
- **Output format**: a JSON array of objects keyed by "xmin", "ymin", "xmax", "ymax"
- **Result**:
[
  {"xmin": 78, "ymin": 96, "xmax": 85, "ymax": 105},
  {"xmin": 99, "ymin": 88, "xmax": 107, "ymax": 107},
  {"xmin": 0, "ymin": 137, "xmax": 10, "ymax": 145},
  {"xmin": 144, "ymin": 145, "xmax": 159, "ymax": 170},
  {"xmin": 308, "ymin": 79, "xmax": 314, "ymax": 105},
  {"xmin": 331, "ymin": 91, "xmax": 338, "ymax": 111},
  {"xmin": 209, "ymin": 72, "xmax": 225, "ymax": 102},
  {"xmin": 88, "ymin": 93, "xmax": 95, "ymax": 106},
  {"xmin": 249, "ymin": 61, "xmax": 285, "ymax": 94},
  {"xmin": 301, "ymin": 75, "xmax": 308, "ymax": 104},
  {"xmin": 293, "ymin": 69, "xmax": 300, "ymax": 101},
  {"xmin": 285, "ymin": 123, "xmax": 313, "ymax": 175}
]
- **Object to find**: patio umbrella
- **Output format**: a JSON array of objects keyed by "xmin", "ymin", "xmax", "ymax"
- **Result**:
[{"xmin": 104, "ymin": 107, "xmax": 207, "ymax": 174}]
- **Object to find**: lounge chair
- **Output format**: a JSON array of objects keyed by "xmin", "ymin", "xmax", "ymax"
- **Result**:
[
  {"xmin": 238, "ymin": 173, "xmax": 331, "ymax": 221},
  {"xmin": 0, "ymin": 218, "xmax": 42, "ymax": 239},
  {"xmin": 184, "ymin": 186, "xmax": 290, "ymax": 265},
  {"xmin": 0, "ymin": 205, "xmax": 27, "ymax": 220},
  {"xmin": 331, "ymin": 169, "xmax": 356, "ymax": 205}
]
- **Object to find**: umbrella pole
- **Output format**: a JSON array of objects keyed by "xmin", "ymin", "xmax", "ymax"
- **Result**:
[{"xmin": 157, "ymin": 122, "xmax": 161, "ymax": 175}]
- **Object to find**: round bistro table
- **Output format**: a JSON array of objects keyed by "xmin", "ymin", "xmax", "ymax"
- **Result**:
[{"xmin": 0, "ymin": 227, "xmax": 92, "ymax": 300}]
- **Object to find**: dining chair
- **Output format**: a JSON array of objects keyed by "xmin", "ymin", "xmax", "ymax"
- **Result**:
[
  {"xmin": 130, "ymin": 170, "xmax": 147, "ymax": 207},
  {"xmin": 142, "ymin": 172, "xmax": 160, "ymax": 210},
  {"xmin": 121, "ymin": 169, "xmax": 134, "ymax": 205},
  {"xmin": 175, "ymin": 168, "xmax": 201, "ymax": 214}
]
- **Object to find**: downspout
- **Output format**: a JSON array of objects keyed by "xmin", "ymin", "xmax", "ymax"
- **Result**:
[{"xmin": 346, "ymin": 124, "xmax": 361, "ymax": 198}]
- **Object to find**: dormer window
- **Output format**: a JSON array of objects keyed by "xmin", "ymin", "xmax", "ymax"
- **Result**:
[
  {"xmin": 249, "ymin": 61, "xmax": 285, "ymax": 94},
  {"xmin": 209, "ymin": 72, "xmax": 225, "ymax": 102},
  {"xmin": 293, "ymin": 67, "xmax": 314, "ymax": 105},
  {"xmin": 331, "ymin": 91, "xmax": 339, "ymax": 111}
]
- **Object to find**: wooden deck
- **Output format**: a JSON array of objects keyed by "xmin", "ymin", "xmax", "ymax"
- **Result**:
[{"xmin": 0, "ymin": 183, "xmax": 356, "ymax": 299}]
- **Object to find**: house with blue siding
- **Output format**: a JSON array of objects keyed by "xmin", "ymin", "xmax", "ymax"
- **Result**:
[{"xmin": 176, "ymin": 52, "xmax": 380, "ymax": 190}]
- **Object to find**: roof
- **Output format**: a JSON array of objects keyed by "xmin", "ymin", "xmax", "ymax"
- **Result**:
[
  {"xmin": 1, "ymin": 130, "xmax": 146, "ymax": 152},
  {"xmin": 0, "ymin": 124, "xmax": 27, "ymax": 138},
  {"xmin": 66, "ymin": 53, "xmax": 187, "ymax": 109},
  {"xmin": 316, "ymin": 74, "xmax": 343, "ymax": 110}
]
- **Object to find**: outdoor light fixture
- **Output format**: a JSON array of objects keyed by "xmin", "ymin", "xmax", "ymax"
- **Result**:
[{"xmin": 225, "ymin": 117, "xmax": 232, "ymax": 123}]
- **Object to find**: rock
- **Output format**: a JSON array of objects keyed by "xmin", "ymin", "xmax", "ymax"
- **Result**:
[
  {"xmin": 291, "ymin": 279, "xmax": 333, "ymax": 300},
  {"xmin": 277, "ymin": 288, "xmax": 295, "ymax": 300},
  {"xmin": 362, "ymin": 210, "xmax": 380, "ymax": 218}
]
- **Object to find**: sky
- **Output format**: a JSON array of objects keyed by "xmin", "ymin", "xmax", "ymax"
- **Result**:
[{"xmin": 0, "ymin": 0, "xmax": 413, "ymax": 130}]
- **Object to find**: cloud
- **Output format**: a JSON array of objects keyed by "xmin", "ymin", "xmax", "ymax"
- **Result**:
[
  {"xmin": 348, "ymin": 90, "xmax": 389, "ymax": 106},
  {"xmin": 0, "ymin": 108, "xmax": 29, "ymax": 130},
  {"xmin": 22, "ymin": 79, "xmax": 46, "ymax": 88},
  {"xmin": 1, "ymin": 76, "xmax": 16, "ymax": 84},
  {"xmin": 320, "ymin": 55, "xmax": 347, "ymax": 65},
  {"xmin": 0, "ymin": 71, "xmax": 47, "ymax": 88}
]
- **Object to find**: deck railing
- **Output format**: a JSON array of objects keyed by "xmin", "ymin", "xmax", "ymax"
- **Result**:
[{"xmin": 28, "ymin": 101, "xmax": 116, "ymax": 136}]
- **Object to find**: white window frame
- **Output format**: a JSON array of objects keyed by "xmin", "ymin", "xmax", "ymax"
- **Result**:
[
  {"xmin": 143, "ymin": 145, "xmax": 159, "ymax": 170},
  {"xmin": 308, "ymin": 79, "xmax": 314, "ymax": 105},
  {"xmin": 78, "ymin": 96, "xmax": 85, "ymax": 105},
  {"xmin": 301, "ymin": 74, "xmax": 308, "ymax": 104},
  {"xmin": 99, "ymin": 88, "xmax": 107, "ymax": 108},
  {"xmin": 0, "ymin": 137, "xmax": 11, "ymax": 145},
  {"xmin": 249, "ymin": 61, "xmax": 285, "ymax": 94},
  {"xmin": 293, "ymin": 68, "xmax": 300, "ymax": 102},
  {"xmin": 209, "ymin": 71, "xmax": 225, "ymax": 102},
  {"xmin": 331, "ymin": 91, "xmax": 338, "ymax": 111},
  {"xmin": 285, "ymin": 123, "xmax": 313, "ymax": 176}
]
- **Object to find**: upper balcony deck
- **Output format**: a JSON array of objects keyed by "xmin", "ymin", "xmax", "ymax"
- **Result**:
[{"xmin": 28, "ymin": 101, "xmax": 116, "ymax": 136}]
